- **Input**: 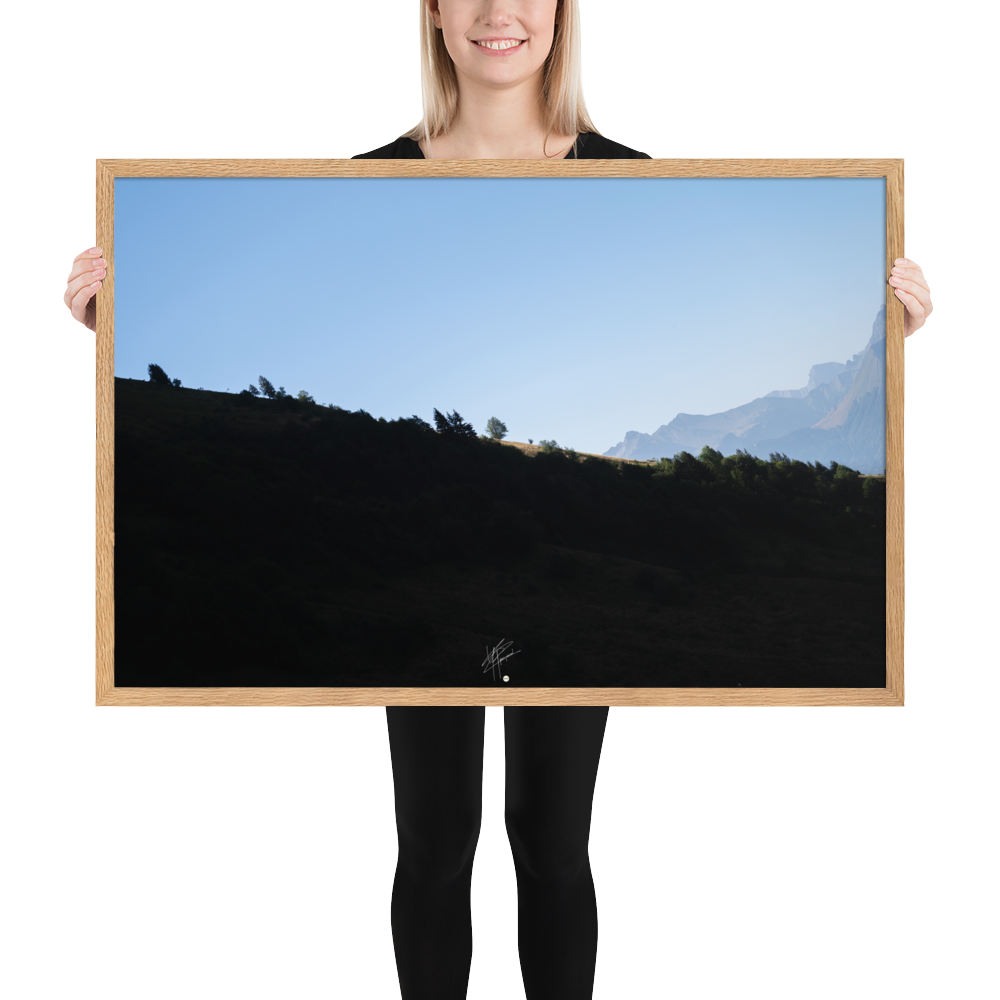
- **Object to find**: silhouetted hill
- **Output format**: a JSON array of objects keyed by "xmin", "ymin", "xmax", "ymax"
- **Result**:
[{"xmin": 114, "ymin": 378, "xmax": 886, "ymax": 688}]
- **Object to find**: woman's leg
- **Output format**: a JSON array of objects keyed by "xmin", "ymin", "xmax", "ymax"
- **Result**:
[
  {"xmin": 385, "ymin": 706, "xmax": 486, "ymax": 1000},
  {"xmin": 504, "ymin": 706, "xmax": 611, "ymax": 1000}
]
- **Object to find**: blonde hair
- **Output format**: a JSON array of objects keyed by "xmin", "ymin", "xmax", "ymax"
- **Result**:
[{"xmin": 403, "ymin": 0, "xmax": 600, "ymax": 155}]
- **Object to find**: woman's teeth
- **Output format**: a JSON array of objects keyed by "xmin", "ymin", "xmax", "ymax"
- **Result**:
[{"xmin": 476, "ymin": 42, "xmax": 523, "ymax": 49}]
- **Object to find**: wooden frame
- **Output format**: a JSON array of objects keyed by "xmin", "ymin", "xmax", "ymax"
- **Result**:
[{"xmin": 96, "ymin": 157, "xmax": 903, "ymax": 707}]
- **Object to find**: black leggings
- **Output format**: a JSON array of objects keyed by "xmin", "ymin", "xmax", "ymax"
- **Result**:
[{"xmin": 386, "ymin": 706, "xmax": 610, "ymax": 1000}]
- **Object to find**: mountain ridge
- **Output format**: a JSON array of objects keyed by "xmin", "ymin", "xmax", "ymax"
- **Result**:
[{"xmin": 603, "ymin": 306, "xmax": 887, "ymax": 473}]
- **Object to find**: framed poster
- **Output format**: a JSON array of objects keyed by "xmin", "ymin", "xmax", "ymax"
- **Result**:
[{"xmin": 95, "ymin": 158, "xmax": 903, "ymax": 706}]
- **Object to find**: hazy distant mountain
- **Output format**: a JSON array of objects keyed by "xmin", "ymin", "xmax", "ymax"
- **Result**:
[{"xmin": 603, "ymin": 306, "xmax": 887, "ymax": 473}]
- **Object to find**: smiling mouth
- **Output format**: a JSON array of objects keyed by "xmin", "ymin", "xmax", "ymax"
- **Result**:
[{"xmin": 472, "ymin": 38, "xmax": 526, "ymax": 51}]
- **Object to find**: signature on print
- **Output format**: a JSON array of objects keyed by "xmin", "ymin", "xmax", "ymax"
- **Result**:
[{"xmin": 482, "ymin": 638, "xmax": 520, "ymax": 683}]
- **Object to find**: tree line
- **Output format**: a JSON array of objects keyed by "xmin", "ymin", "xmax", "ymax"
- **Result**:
[
  {"xmin": 146, "ymin": 363, "xmax": 516, "ymax": 441},
  {"xmin": 148, "ymin": 364, "xmax": 885, "ymax": 475}
]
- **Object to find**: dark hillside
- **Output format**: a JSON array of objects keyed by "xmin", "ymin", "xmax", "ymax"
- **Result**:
[{"xmin": 114, "ymin": 379, "xmax": 886, "ymax": 688}]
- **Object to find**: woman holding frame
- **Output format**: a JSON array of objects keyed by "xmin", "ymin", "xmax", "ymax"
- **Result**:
[{"xmin": 63, "ymin": 2, "xmax": 933, "ymax": 998}]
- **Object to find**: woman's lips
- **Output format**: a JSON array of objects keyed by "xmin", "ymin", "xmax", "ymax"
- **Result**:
[{"xmin": 470, "ymin": 38, "xmax": 526, "ymax": 56}]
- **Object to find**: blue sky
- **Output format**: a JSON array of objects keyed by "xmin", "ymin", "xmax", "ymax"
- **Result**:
[{"xmin": 115, "ymin": 175, "xmax": 886, "ymax": 454}]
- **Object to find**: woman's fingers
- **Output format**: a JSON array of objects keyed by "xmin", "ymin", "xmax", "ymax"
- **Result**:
[
  {"xmin": 888, "ymin": 257, "xmax": 933, "ymax": 337},
  {"xmin": 66, "ymin": 254, "xmax": 104, "ymax": 323}
]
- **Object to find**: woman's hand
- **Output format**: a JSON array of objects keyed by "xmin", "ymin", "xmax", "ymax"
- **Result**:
[
  {"xmin": 888, "ymin": 258, "xmax": 933, "ymax": 338},
  {"xmin": 64, "ymin": 247, "xmax": 107, "ymax": 331}
]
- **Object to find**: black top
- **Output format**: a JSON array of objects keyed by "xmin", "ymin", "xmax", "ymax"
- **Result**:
[{"xmin": 352, "ymin": 132, "xmax": 651, "ymax": 159}]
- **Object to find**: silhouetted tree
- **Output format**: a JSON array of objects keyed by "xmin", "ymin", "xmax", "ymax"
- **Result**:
[
  {"xmin": 148, "ymin": 363, "xmax": 171, "ymax": 386},
  {"xmin": 243, "ymin": 384, "xmax": 260, "ymax": 397},
  {"xmin": 171, "ymin": 377, "xmax": 182, "ymax": 388},
  {"xmin": 296, "ymin": 390, "xmax": 315, "ymax": 403},
  {"xmin": 485, "ymin": 416, "xmax": 508, "ymax": 440},
  {"xmin": 258, "ymin": 376, "xmax": 276, "ymax": 399},
  {"xmin": 433, "ymin": 408, "xmax": 477, "ymax": 439}
]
